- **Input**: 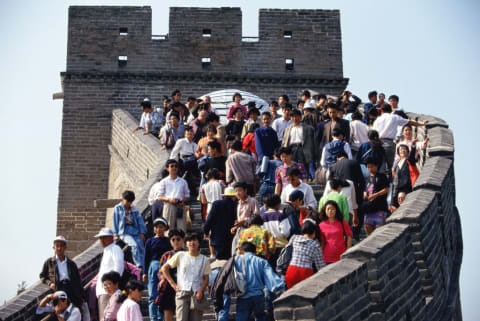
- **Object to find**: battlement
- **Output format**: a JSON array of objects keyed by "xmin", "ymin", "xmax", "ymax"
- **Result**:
[{"xmin": 67, "ymin": 6, "xmax": 343, "ymax": 76}]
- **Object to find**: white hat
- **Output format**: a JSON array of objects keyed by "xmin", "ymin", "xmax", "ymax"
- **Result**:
[
  {"xmin": 94, "ymin": 227, "xmax": 114, "ymax": 238},
  {"xmin": 54, "ymin": 291, "xmax": 68, "ymax": 300},
  {"xmin": 304, "ymin": 101, "xmax": 315, "ymax": 109},
  {"xmin": 53, "ymin": 235, "xmax": 67, "ymax": 244},
  {"xmin": 221, "ymin": 187, "xmax": 237, "ymax": 197}
]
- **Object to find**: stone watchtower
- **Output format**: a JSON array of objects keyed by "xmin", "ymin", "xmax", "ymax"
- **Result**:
[{"xmin": 57, "ymin": 6, "xmax": 348, "ymax": 256}]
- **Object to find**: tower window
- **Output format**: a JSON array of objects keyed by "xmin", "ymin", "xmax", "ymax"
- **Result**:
[
  {"xmin": 202, "ymin": 29, "xmax": 211, "ymax": 38},
  {"xmin": 119, "ymin": 27, "xmax": 128, "ymax": 36},
  {"xmin": 283, "ymin": 31, "xmax": 292, "ymax": 39},
  {"xmin": 118, "ymin": 56, "xmax": 128, "ymax": 67},
  {"xmin": 202, "ymin": 57, "xmax": 211, "ymax": 68},
  {"xmin": 285, "ymin": 58, "xmax": 294, "ymax": 70}
]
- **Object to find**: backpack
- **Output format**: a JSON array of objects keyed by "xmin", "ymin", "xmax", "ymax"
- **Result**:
[
  {"xmin": 164, "ymin": 128, "xmax": 176, "ymax": 149},
  {"xmin": 276, "ymin": 241, "xmax": 293, "ymax": 275}
]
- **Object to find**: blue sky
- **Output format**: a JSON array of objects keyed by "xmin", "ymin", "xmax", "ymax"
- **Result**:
[{"xmin": 1, "ymin": 0, "xmax": 478, "ymax": 319}]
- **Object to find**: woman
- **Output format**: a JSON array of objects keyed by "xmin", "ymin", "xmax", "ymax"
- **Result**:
[
  {"xmin": 225, "ymin": 107, "xmax": 246, "ymax": 140},
  {"xmin": 356, "ymin": 130, "xmax": 386, "ymax": 181},
  {"xmin": 196, "ymin": 124, "xmax": 225, "ymax": 158},
  {"xmin": 116, "ymin": 280, "xmax": 144, "ymax": 321},
  {"xmin": 102, "ymin": 271, "xmax": 122, "ymax": 321},
  {"xmin": 242, "ymin": 123, "xmax": 259, "ymax": 157},
  {"xmin": 393, "ymin": 124, "xmax": 429, "ymax": 168},
  {"xmin": 318, "ymin": 200, "xmax": 352, "ymax": 264},
  {"xmin": 226, "ymin": 92, "xmax": 247, "ymax": 120},
  {"xmin": 156, "ymin": 229, "xmax": 185, "ymax": 321},
  {"xmin": 284, "ymin": 220, "xmax": 325, "ymax": 289},
  {"xmin": 391, "ymin": 144, "xmax": 418, "ymax": 210},
  {"xmin": 274, "ymin": 146, "xmax": 307, "ymax": 195}
]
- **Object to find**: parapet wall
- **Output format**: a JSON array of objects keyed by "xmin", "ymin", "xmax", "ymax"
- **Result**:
[{"xmin": 273, "ymin": 114, "xmax": 462, "ymax": 321}]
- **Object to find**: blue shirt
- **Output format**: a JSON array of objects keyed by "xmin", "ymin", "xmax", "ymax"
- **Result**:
[
  {"xmin": 234, "ymin": 252, "xmax": 285, "ymax": 298},
  {"xmin": 254, "ymin": 126, "xmax": 280, "ymax": 162},
  {"xmin": 112, "ymin": 203, "xmax": 147, "ymax": 237},
  {"xmin": 144, "ymin": 236, "xmax": 171, "ymax": 270}
]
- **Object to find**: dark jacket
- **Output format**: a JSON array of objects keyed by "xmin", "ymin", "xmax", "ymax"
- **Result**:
[
  {"xmin": 280, "ymin": 202, "xmax": 301, "ymax": 236},
  {"xmin": 203, "ymin": 198, "xmax": 237, "ymax": 246},
  {"xmin": 392, "ymin": 146, "xmax": 417, "ymax": 207},
  {"xmin": 321, "ymin": 118, "xmax": 351, "ymax": 148},
  {"xmin": 39, "ymin": 256, "xmax": 85, "ymax": 306},
  {"xmin": 328, "ymin": 157, "xmax": 365, "ymax": 207},
  {"xmin": 211, "ymin": 256, "xmax": 240, "ymax": 312}
]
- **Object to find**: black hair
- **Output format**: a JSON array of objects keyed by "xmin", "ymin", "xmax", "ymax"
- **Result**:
[
  {"xmin": 397, "ymin": 144, "xmax": 410, "ymax": 156},
  {"xmin": 207, "ymin": 140, "xmax": 221, "ymax": 152},
  {"xmin": 248, "ymin": 214, "xmax": 263, "ymax": 226},
  {"xmin": 171, "ymin": 101, "xmax": 184, "ymax": 109},
  {"xmin": 288, "ymin": 190, "xmax": 304, "ymax": 202},
  {"xmin": 171, "ymin": 89, "xmax": 181, "ymax": 98},
  {"xmin": 367, "ymin": 108, "xmax": 378, "ymax": 117},
  {"xmin": 261, "ymin": 111, "xmax": 272, "ymax": 118},
  {"xmin": 122, "ymin": 190, "xmax": 135, "ymax": 203},
  {"xmin": 368, "ymin": 91, "xmax": 378, "ymax": 99},
  {"xmin": 265, "ymin": 194, "xmax": 281, "ymax": 209},
  {"xmin": 233, "ymin": 92, "xmax": 242, "ymax": 101},
  {"xmin": 319, "ymin": 200, "xmax": 344, "ymax": 222},
  {"xmin": 336, "ymin": 151, "xmax": 349, "ymax": 159},
  {"xmin": 302, "ymin": 90, "xmax": 311, "ymax": 98},
  {"xmin": 240, "ymin": 242, "xmax": 256, "ymax": 253},
  {"xmin": 280, "ymin": 94, "xmax": 289, "ymax": 102},
  {"xmin": 204, "ymin": 124, "xmax": 217, "ymax": 135},
  {"xmin": 332, "ymin": 127, "xmax": 344, "ymax": 138},
  {"xmin": 206, "ymin": 168, "xmax": 220, "ymax": 180},
  {"xmin": 383, "ymin": 104, "xmax": 393, "ymax": 113},
  {"xmin": 365, "ymin": 156, "xmax": 380, "ymax": 166},
  {"xmin": 141, "ymin": 102, "xmax": 152, "ymax": 109},
  {"xmin": 187, "ymin": 96, "xmax": 196, "ymax": 102},
  {"xmin": 326, "ymin": 102, "xmax": 337, "ymax": 110},
  {"xmin": 185, "ymin": 232, "xmax": 201, "ymax": 242},
  {"xmin": 301, "ymin": 220, "xmax": 317, "ymax": 235},
  {"xmin": 184, "ymin": 125, "xmax": 193, "ymax": 132},
  {"xmin": 101, "ymin": 271, "xmax": 121, "ymax": 285},
  {"xmin": 402, "ymin": 123, "xmax": 412, "ymax": 132},
  {"xmin": 166, "ymin": 159, "xmax": 179, "ymax": 167},
  {"xmin": 351, "ymin": 111, "xmax": 363, "ymax": 121},
  {"xmin": 270, "ymin": 100, "xmax": 279, "ymax": 108},
  {"xmin": 368, "ymin": 130, "xmax": 382, "ymax": 151},
  {"xmin": 388, "ymin": 95, "xmax": 399, "ymax": 102},
  {"xmin": 233, "ymin": 107, "xmax": 244, "ymax": 116},
  {"xmin": 207, "ymin": 113, "xmax": 220, "ymax": 123},
  {"xmin": 287, "ymin": 167, "xmax": 301, "ymax": 177},
  {"xmin": 329, "ymin": 178, "xmax": 342, "ymax": 191},
  {"xmin": 118, "ymin": 280, "xmax": 145, "ymax": 303},
  {"xmin": 318, "ymin": 94, "xmax": 327, "ymax": 100},
  {"xmin": 282, "ymin": 103, "xmax": 293, "ymax": 110},
  {"xmin": 262, "ymin": 193, "xmax": 272, "ymax": 205},
  {"xmin": 169, "ymin": 111, "xmax": 180, "ymax": 120},
  {"xmin": 234, "ymin": 182, "xmax": 248, "ymax": 190},
  {"xmin": 291, "ymin": 109, "xmax": 302, "ymax": 117},
  {"xmin": 296, "ymin": 100, "xmax": 304, "ymax": 108},
  {"xmin": 279, "ymin": 146, "xmax": 292, "ymax": 156},
  {"xmin": 247, "ymin": 108, "xmax": 259, "ymax": 116},
  {"xmin": 225, "ymin": 135, "xmax": 236, "ymax": 142},
  {"xmin": 274, "ymin": 147, "xmax": 282, "ymax": 159},
  {"xmin": 168, "ymin": 229, "xmax": 185, "ymax": 239},
  {"xmin": 231, "ymin": 140, "xmax": 243, "ymax": 151}
]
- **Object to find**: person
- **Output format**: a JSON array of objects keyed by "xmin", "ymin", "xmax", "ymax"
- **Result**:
[
  {"xmin": 274, "ymin": 146, "xmax": 307, "ymax": 195},
  {"xmin": 196, "ymin": 124, "xmax": 225, "ymax": 158},
  {"xmin": 258, "ymin": 148, "xmax": 283, "ymax": 199},
  {"xmin": 362, "ymin": 91, "xmax": 379, "ymax": 124},
  {"xmin": 232, "ymin": 182, "xmax": 260, "ymax": 235},
  {"xmin": 95, "ymin": 228, "xmax": 124, "ymax": 321},
  {"xmin": 156, "ymin": 159, "xmax": 190, "ymax": 232},
  {"xmin": 225, "ymin": 135, "xmax": 236, "ymax": 157},
  {"xmin": 166, "ymin": 101, "xmax": 187, "ymax": 125},
  {"xmin": 394, "ymin": 123, "xmax": 429, "ymax": 168},
  {"xmin": 225, "ymin": 140, "xmax": 256, "ymax": 193},
  {"xmin": 318, "ymin": 177, "xmax": 351, "ymax": 220},
  {"xmin": 116, "ymin": 280, "xmax": 144, "ymax": 321},
  {"xmin": 301, "ymin": 90, "xmax": 316, "ymax": 106},
  {"xmin": 142, "ymin": 218, "xmax": 171, "ymax": 321},
  {"xmin": 321, "ymin": 103, "xmax": 351, "ymax": 147},
  {"xmin": 339, "ymin": 90, "xmax": 361, "ymax": 114},
  {"xmin": 378, "ymin": 93, "xmax": 387, "ymax": 109},
  {"xmin": 261, "ymin": 194, "xmax": 291, "ymax": 249},
  {"xmin": 284, "ymin": 220, "xmax": 325, "ymax": 289},
  {"xmin": 391, "ymin": 144, "xmax": 418, "ymax": 209},
  {"xmin": 373, "ymin": 104, "xmax": 427, "ymax": 180},
  {"xmin": 203, "ymin": 187, "xmax": 238, "ymax": 259},
  {"xmin": 207, "ymin": 113, "xmax": 227, "ymax": 154},
  {"xmin": 189, "ymin": 110, "xmax": 209, "ymax": 143},
  {"xmin": 101, "ymin": 272, "xmax": 122, "ymax": 321},
  {"xmin": 318, "ymin": 200, "xmax": 353, "ymax": 263},
  {"xmin": 234, "ymin": 242, "xmax": 285, "ymax": 321},
  {"xmin": 237, "ymin": 215, "xmax": 276, "ymax": 260},
  {"xmin": 159, "ymin": 112, "xmax": 185, "ymax": 150},
  {"xmin": 241, "ymin": 105, "xmax": 261, "ymax": 138},
  {"xmin": 225, "ymin": 107, "xmax": 246, "ymax": 140},
  {"xmin": 171, "ymin": 89, "xmax": 182, "ymax": 103},
  {"xmin": 350, "ymin": 111, "xmax": 370, "ymax": 154},
  {"xmin": 255, "ymin": 112, "xmax": 280, "ymax": 163},
  {"xmin": 242, "ymin": 123, "xmax": 259, "ymax": 157},
  {"xmin": 280, "ymin": 190, "xmax": 304, "ymax": 236},
  {"xmin": 36, "ymin": 291, "xmax": 81, "ymax": 321},
  {"xmin": 358, "ymin": 157, "xmax": 389, "ymax": 236},
  {"xmin": 282, "ymin": 108, "xmax": 316, "ymax": 172},
  {"xmin": 315, "ymin": 94, "xmax": 328, "ymax": 118},
  {"xmin": 161, "ymin": 233, "xmax": 211, "ymax": 321},
  {"xmin": 277, "ymin": 94, "xmax": 289, "ymax": 109},
  {"xmin": 198, "ymin": 141, "xmax": 227, "ymax": 181},
  {"xmin": 39, "ymin": 236, "xmax": 85, "ymax": 311},
  {"xmin": 112, "ymin": 191, "xmax": 146, "ymax": 269},
  {"xmin": 389, "ymin": 191, "xmax": 406, "ymax": 214},
  {"xmin": 271, "ymin": 103, "xmax": 293, "ymax": 143},
  {"xmin": 356, "ymin": 130, "xmax": 386, "ymax": 180},
  {"xmin": 156, "ymin": 229, "xmax": 185, "ymax": 321},
  {"xmin": 323, "ymin": 177, "xmax": 358, "ymax": 225},
  {"xmin": 320, "ymin": 127, "xmax": 353, "ymax": 170},
  {"xmin": 169, "ymin": 125, "xmax": 197, "ymax": 162},
  {"xmin": 268, "ymin": 100, "xmax": 280, "ymax": 120},
  {"xmin": 133, "ymin": 98, "xmax": 163, "ymax": 136},
  {"xmin": 280, "ymin": 167, "xmax": 317, "ymax": 209},
  {"xmin": 227, "ymin": 92, "xmax": 247, "ymax": 120},
  {"xmin": 201, "ymin": 168, "xmax": 225, "ymax": 215}
]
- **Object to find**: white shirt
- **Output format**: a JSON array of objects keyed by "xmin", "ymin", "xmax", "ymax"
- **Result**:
[
  {"xmin": 169, "ymin": 138, "xmax": 197, "ymax": 160},
  {"xmin": 157, "ymin": 176, "xmax": 190, "ymax": 200},
  {"xmin": 36, "ymin": 303, "xmax": 81, "ymax": 321},
  {"xmin": 272, "ymin": 118, "xmax": 292, "ymax": 141},
  {"xmin": 96, "ymin": 243, "xmax": 124, "ymax": 297},
  {"xmin": 323, "ymin": 179, "xmax": 358, "ymax": 214},
  {"xmin": 117, "ymin": 298, "xmax": 143, "ymax": 321},
  {"xmin": 148, "ymin": 181, "xmax": 162, "ymax": 205},
  {"xmin": 167, "ymin": 252, "xmax": 209, "ymax": 292},
  {"xmin": 280, "ymin": 182, "xmax": 317, "ymax": 209},
  {"xmin": 139, "ymin": 111, "xmax": 163, "ymax": 130},
  {"xmin": 56, "ymin": 256, "xmax": 69, "ymax": 281},
  {"xmin": 349, "ymin": 120, "xmax": 370, "ymax": 150},
  {"xmin": 202, "ymin": 180, "xmax": 225, "ymax": 213},
  {"xmin": 320, "ymin": 139, "xmax": 353, "ymax": 168},
  {"xmin": 289, "ymin": 125, "xmax": 303, "ymax": 144},
  {"xmin": 373, "ymin": 113, "xmax": 409, "ymax": 140}
]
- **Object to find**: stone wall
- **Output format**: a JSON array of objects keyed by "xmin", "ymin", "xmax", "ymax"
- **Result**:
[{"xmin": 273, "ymin": 114, "xmax": 462, "ymax": 321}]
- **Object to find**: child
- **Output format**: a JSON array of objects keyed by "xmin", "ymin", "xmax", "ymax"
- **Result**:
[
  {"xmin": 260, "ymin": 194, "xmax": 291, "ymax": 249},
  {"xmin": 116, "ymin": 280, "xmax": 145, "ymax": 321},
  {"xmin": 142, "ymin": 218, "xmax": 172, "ymax": 321},
  {"xmin": 274, "ymin": 146, "xmax": 307, "ymax": 196}
]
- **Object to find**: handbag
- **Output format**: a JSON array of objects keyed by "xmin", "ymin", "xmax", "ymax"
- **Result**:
[{"xmin": 190, "ymin": 256, "xmax": 210, "ymax": 311}]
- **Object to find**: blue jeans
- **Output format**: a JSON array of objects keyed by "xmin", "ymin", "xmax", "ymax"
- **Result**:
[
  {"xmin": 236, "ymin": 294, "xmax": 265, "ymax": 321},
  {"xmin": 148, "ymin": 260, "xmax": 163, "ymax": 321},
  {"xmin": 120, "ymin": 233, "xmax": 145, "ymax": 268},
  {"xmin": 217, "ymin": 295, "xmax": 231, "ymax": 321}
]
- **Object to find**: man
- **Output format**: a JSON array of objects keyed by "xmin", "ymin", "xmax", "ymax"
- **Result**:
[
  {"xmin": 350, "ymin": 111, "xmax": 370, "ymax": 154},
  {"xmin": 280, "ymin": 190, "xmax": 304, "ymax": 236},
  {"xmin": 302, "ymin": 102, "xmax": 318, "ymax": 128},
  {"xmin": 225, "ymin": 140, "xmax": 256, "ymax": 193},
  {"xmin": 363, "ymin": 91, "xmax": 379, "ymax": 124},
  {"xmin": 339, "ymin": 90, "xmax": 361, "ymax": 114},
  {"xmin": 171, "ymin": 89, "xmax": 182, "ymax": 103},
  {"xmin": 203, "ymin": 187, "xmax": 238, "ymax": 259},
  {"xmin": 156, "ymin": 159, "xmax": 190, "ymax": 232},
  {"xmin": 95, "ymin": 228, "xmax": 124, "ymax": 321},
  {"xmin": 234, "ymin": 242, "xmax": 285, "ymax": 321},
  {"xmin": 321, "ymin": 103, "xmax": 351, "ymax": 147},
  {"xmin": 373, "ymin": 104, "xmax": 427, "ymax": 180},
  {"xmin": 199, "ymin": 141, "xmax": 227, "ymax": 180},
  {"xmin": 233, "ymin": 182, "xmax": 260, "ymax": 231},
  {"xmin": 280, "ymin": 167, "xmax": 317, "ymax": 209},
  {"xmin": 133, "ymin": 97, "xmax": 164, "ymax": 136},
  {"xmin": 320, "ymin": 127, "xmax": 353, "ymax": 170},
  {"xmin": 255, "ymin": 112, "xmax": 280, "ymax": 162},
  {"xmin": 315, "ymin": 94, "xmax": 328, "ymax": 118},
  {"xmin": 282, "ymin": 109, "xmax": 316, "ymax": 172},
  {"xmin": 241, "ymin": 104, "xmax": 261, "ymax": 139},
  {"xmin": 36, "ymin": 291, "xmax": 81, "ymax": 321},
  {"xmin": 159, "ymin": 111, "xmax": 185, "ymax": 150},
  {"xmin": 301, "ymin": 90, "xmax": 316, "ymax": 106},
  {"xmin": 166, "ymin": 101, "xmax": 187, "ymax": 124},
  {"xmin": 269, "ymin": 100, "xmax": 281, "ymax": 120},
  {"xmin": 271, "ymin": 103, "xmax": 293, "ymax": 143},
  {"xmin": 208, "ymin": 113, "xmax": 227, "ymax": 152},
  {"xmin": 39, "ymin": 236, "xmax": 85, "ymax": 309},
  {"xmin": 189, "ymin": 110, "xmax": 209, "ymax": 143}
]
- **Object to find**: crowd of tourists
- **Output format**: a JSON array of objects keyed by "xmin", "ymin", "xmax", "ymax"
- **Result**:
[{"xmin": 36, "ymin": 89, "xmax": 428, "ymax": 321}]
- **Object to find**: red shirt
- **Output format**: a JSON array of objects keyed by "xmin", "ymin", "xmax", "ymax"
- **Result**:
[
  {"xmin": 319, "ymin": 220, "xmax": 352, "ymax": 263},
  {"xmin": 242, "ymin": 133, "xmax": 256, "ymax": 155}
]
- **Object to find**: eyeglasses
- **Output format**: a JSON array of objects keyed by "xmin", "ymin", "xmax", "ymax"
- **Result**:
[{"xmin": 171, "ymin": 237, "xmax": 182, "ymax": 242}]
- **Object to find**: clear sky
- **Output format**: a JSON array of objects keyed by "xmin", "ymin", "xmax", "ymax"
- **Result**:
[{"xmin": 1, "ymin": 0, "xmax": 478, "ymax": 319}]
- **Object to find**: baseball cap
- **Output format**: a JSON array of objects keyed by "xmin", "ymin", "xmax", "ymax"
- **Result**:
[
  {"xmin": 54, "ymin": 291, "xmax": 68, "ymax": 300},
  {"xmin": 53, "ymin": 235, "xmax": 67, "ymax": 244}
]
